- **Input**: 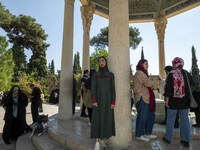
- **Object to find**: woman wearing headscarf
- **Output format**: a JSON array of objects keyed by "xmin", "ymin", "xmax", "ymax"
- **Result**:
[
  {"xmin": 163, "ymin": 57, "xmax": 191, "ymax": 147},
  {"xmin": 133, "ymin": 59, "xmax": 157, "ymax": 142},
  {"xmin": 84, "ymin": 69, "xmax": 96, "ymax": 124},
  {"xmin": 191, "ymin": 67, "xmax": 200, "ymax": 127},
  {"xmin": 91, "ymin": 56, "xmax": 116, "ymax": 150},
  {"xmin": 2, "ymin": 86, "xmax": 32, "ymax": 144}
]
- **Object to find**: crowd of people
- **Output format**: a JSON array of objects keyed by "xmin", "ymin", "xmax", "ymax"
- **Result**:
[{"xmin": 0, "ymin": 56, "xmax": 200, "ymax": 150}]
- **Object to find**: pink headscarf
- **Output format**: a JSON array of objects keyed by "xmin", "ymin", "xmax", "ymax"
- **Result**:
[{"xmin": 171, "ymin": 57, "xmax": 185, "ymax": 98}]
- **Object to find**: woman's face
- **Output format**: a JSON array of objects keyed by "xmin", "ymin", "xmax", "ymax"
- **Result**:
[
  {"xmin": 143, "ymin": 61, "xmax": 149, "ymax": 71},
  {"xmin": 98, "ymin": 58, "xmax": 106, "ymax": 68},
  {"xmin": 13, "ymin": 89, "xmax": 19, "ymax": 95}
]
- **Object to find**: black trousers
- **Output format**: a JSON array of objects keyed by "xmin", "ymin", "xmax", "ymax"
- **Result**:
[
  {"xmin": 72, "ymin": 94, "xmax": 76, "ymax": 114},
  {"xmin": 87, "ymin": 107, "xmax": 92, "ymax": 123},
  {"xmin": 31, "ymin": 103, "xmax": 39, "ymax": 123},
  {"xmin": 193, "ymin": 92, "xmax": 200, "ymax": 124}
]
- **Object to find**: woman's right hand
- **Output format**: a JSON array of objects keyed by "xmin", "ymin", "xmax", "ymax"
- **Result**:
[
  {"xmin": 92, "ymin": 103, "xmax": 98, "ymax": 107},
  {"xmin": 165, "ymin": 97, "xmax": 170, "ymax": 108}
]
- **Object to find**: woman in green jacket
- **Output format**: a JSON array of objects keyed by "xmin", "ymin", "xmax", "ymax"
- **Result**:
[{"xmin": 91, "ymin": 56, "xmax": 116, "ymax": 150}]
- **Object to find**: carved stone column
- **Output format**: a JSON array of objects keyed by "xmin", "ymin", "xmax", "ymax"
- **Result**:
[
  {"xmin": 81, "ymin": 2, "xmax": 95, "ymax": 73},
  {"xmin": 155, "ymin": 15, "xmax": 167, "ymax": 79},
  {"xmin": 109, "ymin": 0, "xmax": 132, "ymax": 147},
  {"xmin": 58, "ymin": 0, "xmax": 75, "ymax": 120}
]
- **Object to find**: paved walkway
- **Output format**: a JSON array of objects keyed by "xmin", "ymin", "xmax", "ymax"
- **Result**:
[{"xmin": 1, "ymin": 103, "xmax": 200, "ymax": 150}]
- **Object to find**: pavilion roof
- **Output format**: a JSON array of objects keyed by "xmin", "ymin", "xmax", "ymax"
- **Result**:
[{"xmin": 88, "ymin": 0, "xmax": 200, "ymax": 22}]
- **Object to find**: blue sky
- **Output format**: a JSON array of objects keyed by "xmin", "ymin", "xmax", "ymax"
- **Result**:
[{"xmin": 0, "ymin": 0, "xmax": 200, "ymax": 75}]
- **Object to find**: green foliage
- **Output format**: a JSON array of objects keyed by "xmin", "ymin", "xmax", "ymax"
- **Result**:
[
  {"xmin": 90, "ymin": 26, "xmax": 142, "ymax": 50},
  {"xmin": 73, "ymin": 52, "xmax": 81, "ymax": 74},
  {"xmin": 90, "ymin": 49, "xmax": 108, "ymax": 71},
  {"xmin": 191, "ymin": 45, "xmax": 199, "ymax": 76},
  {"xmin": 12, "ymin": 45, "xmax": 27, "ymax": 79},
  {"xmin": 141, "ymin": 46, "xmax": 144, "ymax": 59},
  {"xmin": 0, "ymin": 2, "xmax": 13, "ymax": 27},
  {"xmin": 0, "ymin": 36, "xmax": 15, "ymax": 92},
  {"xmin": 73, "ymin": 73, "xmax": 82, "ymax": 102},
  {"xmin": 50, "ymin": 59, "xmax": 55, "ymax": 75}
]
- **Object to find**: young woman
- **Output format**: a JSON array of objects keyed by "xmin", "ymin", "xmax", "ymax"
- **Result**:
[
  {"xmin": 2, "ymin": 86, "xmax": 32, "ymax": 144},
  {"xmin": 91, "ymin": 56, "xmax": 116, "ymax": 150},
  {"xmin": 133, "ymin": 59, "xmax": 157, "ymax": 142}
]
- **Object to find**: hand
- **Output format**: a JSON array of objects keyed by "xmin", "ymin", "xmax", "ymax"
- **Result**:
[
  {"xmin": 92, "ymin": 103, "xmax": 98, "ymax": 107},
  {"xmin": 165, "ymin": 97, "xmax": 170, "ymax": 108},
  {"xmin": 111, "ymin": 104, "xmax": 115, "ymax": 109}
]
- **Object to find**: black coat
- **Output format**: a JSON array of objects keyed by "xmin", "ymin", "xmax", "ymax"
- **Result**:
[{"xmin": 2, "ymin": 86, "xmax": 30, "ymax": 142}]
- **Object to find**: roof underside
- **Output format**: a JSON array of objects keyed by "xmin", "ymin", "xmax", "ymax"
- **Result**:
[{"xmin": 90, "ymin": 0, "xmax": 200, "ymax": 22}]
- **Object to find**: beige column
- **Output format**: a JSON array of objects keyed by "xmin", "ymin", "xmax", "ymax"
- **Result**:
[
  {"xmin": 155, "ymin": 15, "xmax": 167, "ymax": 79},
  {"xmin": 81, "ymin": 2, "xmax": 95, "ymax": 73},
  {"xmin": 58, "ymin": 0, "xmax": 75, "ymax": 120},
  {"xmin": 109, "ymin": 0, "xmax": 132, "ymax": 147}
]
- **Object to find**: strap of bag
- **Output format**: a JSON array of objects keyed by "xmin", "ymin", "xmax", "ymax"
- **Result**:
[{"xmin": 184, "ymin": 70, "xmax": 193, "ymax": 96}]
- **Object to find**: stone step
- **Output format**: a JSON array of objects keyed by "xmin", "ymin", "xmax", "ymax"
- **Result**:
[
  {"xmin": 16, "ymin": 132, "xmax": 37, "ymax": 150},
  {"xmin": 47, "ymin": 118, "xmax": 94, "ymax": 150},
  {"xmin": 32, "ymin": 133, "xmax": 68, "ymax": 150}
]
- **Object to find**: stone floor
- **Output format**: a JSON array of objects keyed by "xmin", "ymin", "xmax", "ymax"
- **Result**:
[{"xmin": 0, "ymin": 103, "xmax": 200, "ymax": 150}]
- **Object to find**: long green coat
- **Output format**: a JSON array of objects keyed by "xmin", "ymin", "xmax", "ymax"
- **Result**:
[{"xmin": 91, "ymin": 70, "xmax": 116, "ymax": 139}]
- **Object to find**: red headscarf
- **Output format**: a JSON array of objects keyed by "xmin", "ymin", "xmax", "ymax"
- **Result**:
[
  {"xmin": 136, "ymin": 60, "xmax": 155, "ymax": 112},
  {"xmin": 171, "ymin": 57, "xmax": 185, "ymax": 98}
]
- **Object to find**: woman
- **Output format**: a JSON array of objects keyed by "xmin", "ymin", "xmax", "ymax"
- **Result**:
[
  {"xmin": 84, "ymin": 69, "xmax": 96, "ymax": 124},
  {"xmin": 91, "ymin": 56, "xmax": 116, "ymax": 150},
  {"xmin": 192, "ymin": 67, "xmax": 200, "ymax": 127},
  {"xmin": 163, "ymin": 57, "xmax": 191, "ymax": 148},
  {"xmin": 2, "ymin": 86, "xmax": 32, "ymax": 144},
  {"xmin": 132, "ymin": 59, "xmax": 157, "ymax": 142}
]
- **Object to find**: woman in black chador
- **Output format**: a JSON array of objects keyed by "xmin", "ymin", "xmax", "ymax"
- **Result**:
[{"xmin": 2, "ymin": 86, "xmax": 32, "ymax": 144}]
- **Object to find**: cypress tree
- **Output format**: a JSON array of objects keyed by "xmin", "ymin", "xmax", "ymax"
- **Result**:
[
  {"xmin": 141, "ymin": 46, "xmax": 144, "ymax": 59},
  {"xmin": 191, "ymin": 45, "xmax": 199, "ymax": 75},
  {"xmin": 50, "ymin": 59, "xmax": 55, "ymax": 75}
]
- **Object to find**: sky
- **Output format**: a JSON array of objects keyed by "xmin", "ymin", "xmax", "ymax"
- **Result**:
[{"xmin": 0, "ymin": 0, "xmax": 200, "ymax": 75}]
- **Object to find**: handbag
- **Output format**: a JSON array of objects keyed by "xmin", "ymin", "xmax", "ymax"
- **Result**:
[{"xmin": 184, "ymin": 70, "xmax": 198, "ymax": 108}]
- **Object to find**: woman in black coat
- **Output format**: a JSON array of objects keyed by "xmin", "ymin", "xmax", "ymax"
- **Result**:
[{"xmin": 2, "ymin": 86, "xmax": 32, "ymax": 144}]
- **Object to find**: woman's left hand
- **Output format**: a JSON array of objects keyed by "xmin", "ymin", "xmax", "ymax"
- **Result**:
[{"xmin": 111, "ymin": 104, "xmax": 115, "ymax": 109}]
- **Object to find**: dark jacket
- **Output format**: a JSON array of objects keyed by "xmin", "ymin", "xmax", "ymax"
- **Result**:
[{"xmin": 164, "ymin": 70, "xmax": 192, "ymax": 109}]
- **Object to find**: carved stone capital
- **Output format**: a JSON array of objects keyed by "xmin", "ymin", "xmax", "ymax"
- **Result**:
[
  {"xmin": 81, "ymin": 2, "xmax": 95, "ymax": 34},
  {"xmin": 155, "ymin": 17, "xmax": 167, "ymax": 41}
]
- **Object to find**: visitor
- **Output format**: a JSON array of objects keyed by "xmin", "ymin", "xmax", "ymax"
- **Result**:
[
  {"xmin": 131, "ymin": 85, "xmax": 134, "ymax": 109},
  {"xmin": 28, "ymin": 84, "xmax": 41, "ymax": 124},
  {"xmin": 84, "ymin": 69, "xmax": 96, "ymax": 124},
  {"xmin": 2, "ymin": 86, "xmax": 32, "ymax": 144},
  {"xmin": 39, "ymin": 91, "xmax": 44, "ymax": 112},
  {"xmin": 132, "ymin": 59, "xmax": 157, "ymax": 142},
  {"xmin": 91, "ymin": 56, "xmax": 116, "ymax": 150},
  {"xmin": 72, "ymin": 77, "xmax": 77, "ymax": 114},
  {"xmin": 80, "ymin": 69, "xmax": 89, "ymax": 117},
  {"xmin": 162, "ymin": 57, "xmax": 191, "ymax": 148},
  {"xmin": 160, "ymin": 66, "xmax": 179, "ymax": 128},
  {"xmin": 191, "ymin": 67, "xmax": 200, "ymax": 127}
]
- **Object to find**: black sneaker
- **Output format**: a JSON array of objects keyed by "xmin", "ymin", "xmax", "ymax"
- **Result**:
[
  {"xmin": 192, "ymin": 124, "xmax": 200, "ymax": 128},
  {"xmin": 180, "ymin": 140, "xmax": 190, "ymax": 147},
  {"xmin": 159, "ymin": 122, "xmax": 166, "ymax": 125},
  {"xmin": 162, "ymin": 137, "xmax": 170, "ymax": 144},
  {"xmin": 174, "ymin": 124, "xmax": 179, "ymax": 128},
  {"xmin": 80, "ymin": 114, "xmax": 88, "ymax": 118}
]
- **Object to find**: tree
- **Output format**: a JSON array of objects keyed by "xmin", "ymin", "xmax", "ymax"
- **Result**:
[
  {"xmin": 90, "ymin": 26, "xmax": 142, "ymax": 50},
  {"xmin": 12, "ymin": 45, "xmax": 27, "ymax": 79},
  {"xmin": 0, "ymin": 36, "xmax": 15, "ymax": 91},
  {"xmin": 50, "ymin": 59, "xmax": 55, "ymax": 75},
  {"xmin": 141, "ymin": 46, "xmax": 144, "ymax": 59},
  {"xmin": 191, "ymin": 45, "xmax": 199, "ymax": 75},
  {"xmin": 73, "ymin": 52, "xmax": 81, "ymax": 74}
]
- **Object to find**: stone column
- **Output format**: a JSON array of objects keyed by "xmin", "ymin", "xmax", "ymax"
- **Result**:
[
  {"xmin": 58, "ymin": 0, "xmax": 75, "ymax": 120},
  {"xmin": 155, "ymin": 16, "xmax": 167, "ymax": 79},
  {"xmin": 109, "ymin": 0, "xmax": 132, "ymax": 147},
  {"xmin": 81, "ymin": 2, "xmax": 95, "ymax": 73}
]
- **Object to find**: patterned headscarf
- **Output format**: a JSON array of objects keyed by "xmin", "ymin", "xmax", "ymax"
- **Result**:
[{"xmin": 171, "ymin": 57, "xmax": 185, "ymax": 98}]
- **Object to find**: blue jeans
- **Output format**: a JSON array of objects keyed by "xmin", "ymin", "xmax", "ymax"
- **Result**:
[
  {"xmin": 135, "ymin": 97, "xmax": 155, "ymax": 137},
  {"xmin": 165, "ymin": 109, "xmax": 191, "ymax": 142}
]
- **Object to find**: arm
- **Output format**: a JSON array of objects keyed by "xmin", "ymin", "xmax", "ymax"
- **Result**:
[
  {"xmin": 163, "ymin": 73, "xmax": 173, "ymax": 108},
  {"xmin": 111, "ymin": 73, "xmax": 116, "ymax": 109},
  {"xmin": 136, "ymin": 71, "xmax": 153, "ymax": 88},
  {"xmin": 91, "ymin": 73, "xmax": 97, "ymax": 107}
]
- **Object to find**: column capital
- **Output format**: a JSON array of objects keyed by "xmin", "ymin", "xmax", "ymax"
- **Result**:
[
  {"xmin": 65, "ymin": 0, "xmax": 75, "ymax": 5},
  {"xmin": 154, "ymin": 15, "xmax": 167, "ymax": 41},
  {"xmin": 81, "ymin": 2, "xmax": 95, "ymax": 34}
]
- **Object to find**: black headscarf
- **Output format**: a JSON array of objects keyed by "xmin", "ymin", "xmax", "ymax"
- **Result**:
[{"xmin": 84, "ymin": 69, "xmax": 96, "ymax": 90}]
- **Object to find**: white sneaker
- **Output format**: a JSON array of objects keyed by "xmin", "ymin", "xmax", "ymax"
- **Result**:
[
  {"xmin": 100, "ymin": 140, "xmax": 106, "ymax": 147},
  {"xmin": 94, "ymin": 142, "xmax": 100, "ymax": 150},
  {"xmin": 38, "ymin": 133, "xmax": 42, "ymax": 137},
  {"xmin": 136, "ymin": 135, "xmax": 150, "ymax": 142},
  {"xmin": 88, "ymin": 122, "xmax": 91, "ymax": 126},
  {"xmin": 145, "ymin": 134, "xmax": 157, "ymax": 140}
]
